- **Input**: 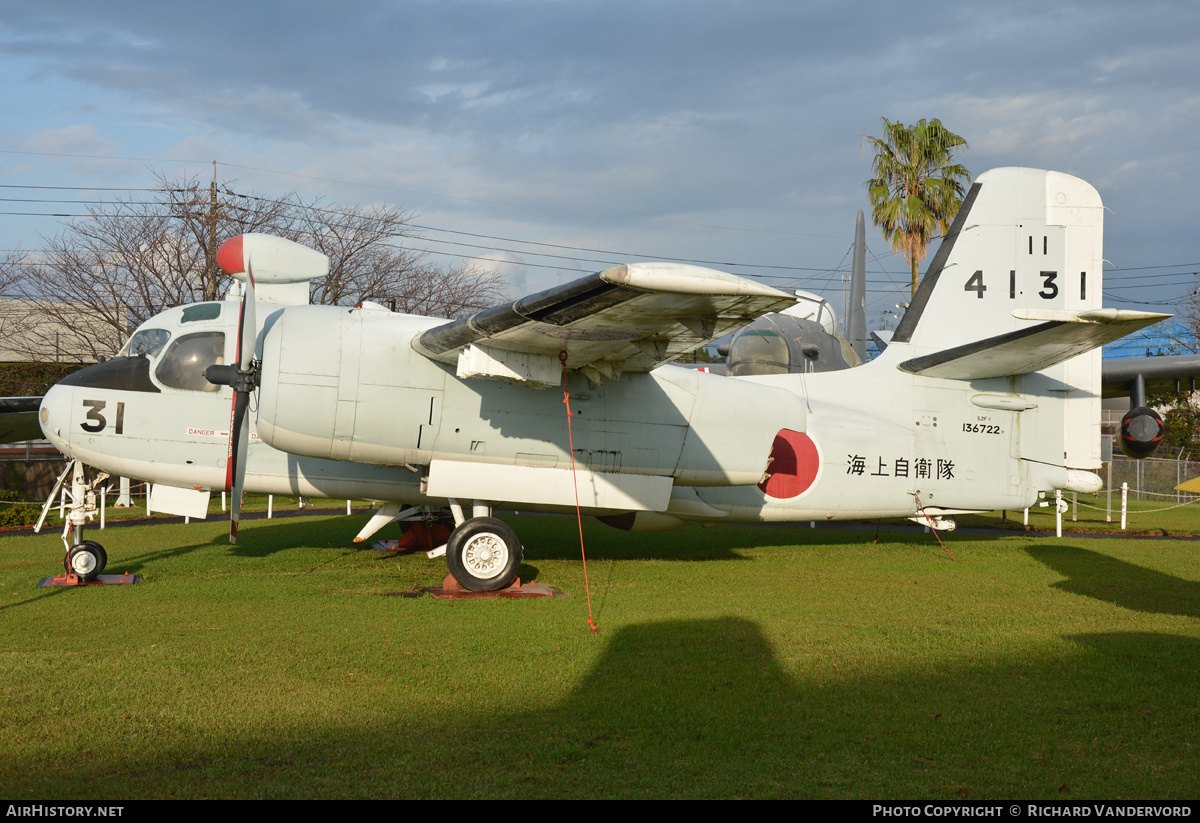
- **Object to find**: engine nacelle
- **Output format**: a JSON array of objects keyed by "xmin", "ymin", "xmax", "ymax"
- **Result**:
[{"xmin": 1118, "ymin": 406, "xmax": 1164, "ymax": 458}]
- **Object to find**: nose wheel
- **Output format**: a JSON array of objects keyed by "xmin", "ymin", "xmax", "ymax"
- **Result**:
[{"xmin": 66, "ymin": 540, "xmax": 108, "ymax": 581}]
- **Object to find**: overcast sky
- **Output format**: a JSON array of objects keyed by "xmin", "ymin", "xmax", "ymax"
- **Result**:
[{"xmin": 1, "ymin": 0, "xmax": 1197, "ymax": 350}]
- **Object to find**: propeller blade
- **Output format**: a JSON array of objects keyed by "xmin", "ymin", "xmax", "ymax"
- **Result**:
[
  {"xmin": 237, "ymin": 261, "xmax": 256, "ymax": 371},
  {"xmin": 226, "ymin": 260, "xmax": 257, "ymax": 544},
  {"xmin": 229, "ymin": 388, "xmax": 250, "ymax": 542}
]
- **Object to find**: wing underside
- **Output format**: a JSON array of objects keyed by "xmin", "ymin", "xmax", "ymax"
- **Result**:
[{"xmin": 0, "ymin": 397, "xmax": 43, "ymax": 444}]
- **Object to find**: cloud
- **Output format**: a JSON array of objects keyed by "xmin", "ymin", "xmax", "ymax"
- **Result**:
[
  {"xmin": 0, "ymin": 1, "xmax": 1198, "ymax": 311},
  {"xmin": 16, "ymin": 124, "xmax": 118, "ymax": 157}
]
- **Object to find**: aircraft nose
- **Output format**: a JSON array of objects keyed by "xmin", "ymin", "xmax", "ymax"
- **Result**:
[{"xmin": 40, "ymin": 383, "xmax": 72, "ymax": 456}]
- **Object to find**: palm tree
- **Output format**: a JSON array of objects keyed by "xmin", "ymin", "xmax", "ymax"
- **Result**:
[{"xmin": 866, "ymin": 118, "xmax": 970, "ymax": 299}]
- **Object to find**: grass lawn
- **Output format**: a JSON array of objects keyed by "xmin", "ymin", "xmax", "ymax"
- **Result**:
[{"xmin": 1, "ymin": 512, "xmax": 1198, "ymax": 799}]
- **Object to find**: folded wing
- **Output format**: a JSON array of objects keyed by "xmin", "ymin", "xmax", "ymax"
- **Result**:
[{"xmin": 413, "ymin": 263, "xmax": 796, "ymax": 386}]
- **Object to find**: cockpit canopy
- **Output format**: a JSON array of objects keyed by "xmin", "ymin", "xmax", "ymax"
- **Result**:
[
  {"xmin": 119, "ymin": 328, "xmax": 171, "ymax": 358},
  {"xmin": 116, "ymin": 303, "xmax": 228, "ymax": 392},
  {"xmin": 725, "ymin": 291, "xmax": 853, "ymax": 377},
  {"xmin": 155, "ymin": 331, "xmax": 225, "ymax": 391}
]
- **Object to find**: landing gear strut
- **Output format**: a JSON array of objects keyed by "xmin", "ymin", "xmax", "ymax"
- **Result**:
[{"xmin": 353, "ymin": 498, "xmax": 525, "ymax": 592}]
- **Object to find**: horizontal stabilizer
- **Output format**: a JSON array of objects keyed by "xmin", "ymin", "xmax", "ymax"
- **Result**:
[{"xmin": 899, "ymin": 309, "xmax": 1167, "ymax": 380}]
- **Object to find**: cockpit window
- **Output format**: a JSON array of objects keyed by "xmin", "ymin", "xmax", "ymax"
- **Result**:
[
  {"xmin": 120, "ymin": 328, "xmax": 171, "ymax": 358},
  {"xmin": 181, "ymin": 303, "xmax": 222, "ymax": 323},
  {"xmin": 155, "ymin": 332, "xmax": 226, "ymax": 392},
  {"xmin": 728, "ymin": 330, "xmax": 790, "ymax": 376}
]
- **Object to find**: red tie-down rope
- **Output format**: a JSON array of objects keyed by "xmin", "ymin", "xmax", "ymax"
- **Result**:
[
  {"xmin": 913, "ymin": 493, "xmax": 956, "ymax": 561},
  {"xmin": 561, "ymin": 351, "xmax": 598, "ymax": 634}
]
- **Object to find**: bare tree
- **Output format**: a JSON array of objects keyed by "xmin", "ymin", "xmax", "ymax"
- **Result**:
[
  {"xmin": 5, "ymin": 172, "xmax": 507, "ymax": 360},
  {"xmin": 1167, "ymin": 286, "xmax": 1200, "ymax": 355},
  {"xmin": 0, "ymin": 252, "xmax": 30, "ymax": 359}
]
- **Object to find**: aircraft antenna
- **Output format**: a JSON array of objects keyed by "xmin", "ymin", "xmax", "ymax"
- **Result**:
[{"xmin": 207, "ymin": 161, "xmax": 219, "ymax": 302}]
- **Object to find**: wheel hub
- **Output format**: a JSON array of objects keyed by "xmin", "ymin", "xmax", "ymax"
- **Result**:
[
  {"xmin": 462, "ymin": 533, "xmax": 508, "ymax": 579},
  {"xmin": 70, "ymin": 552, "xmax": 97, "ymax": 575}
]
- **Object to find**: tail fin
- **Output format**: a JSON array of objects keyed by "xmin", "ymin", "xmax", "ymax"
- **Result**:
[
  {"xmin": 886, "ymin": 167, "xmax": 1166, "ymax": 471},
  {"xmin": 892, "ymin": 167, "xmax": 1162, "ymax": 367},
  {"xmin": 847, "ymin": 209, "xmax": 867, "ymax": 362}
]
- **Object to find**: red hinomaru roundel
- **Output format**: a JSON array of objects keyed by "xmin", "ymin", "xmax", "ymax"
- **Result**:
[{"xmin": 757, "ymin": 429, "xmax": 820, "ymax": 499}]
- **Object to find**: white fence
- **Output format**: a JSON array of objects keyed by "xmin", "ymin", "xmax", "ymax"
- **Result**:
[{"xmin": 1104, "ymin": 455, "xmax": 1200, "ymax": 502}]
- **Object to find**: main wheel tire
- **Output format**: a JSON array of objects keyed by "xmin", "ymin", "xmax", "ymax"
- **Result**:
[
  {"xmin": 68, "ymin": 541, "xmax": 107, "ymax": 581},
  {"xmin": 445, "ymin": 517, "xmax": 523, "ymax": 592}
]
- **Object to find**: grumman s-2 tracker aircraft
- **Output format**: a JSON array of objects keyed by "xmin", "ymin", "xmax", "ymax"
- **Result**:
[{"xmin": 33, "ymin": 167, "xmax": 1169, "ymax": 591}]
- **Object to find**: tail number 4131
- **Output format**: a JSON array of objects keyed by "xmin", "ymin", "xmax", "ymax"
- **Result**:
[{"xmin": 965, "ymin": 270, "xmax": 1084, "ymax": 301}]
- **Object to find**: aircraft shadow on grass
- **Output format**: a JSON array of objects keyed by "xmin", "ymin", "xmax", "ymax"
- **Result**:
[
  {"xmin": 17, "ymin": 618, "xmax": 1200, "ymax": 798},
  {"xmin": 226, "ymin": 512, "xmax": 783, "ymax": 565},
  {"xmin": 1024, "ymin": 544, "xmax": 1200, "ymax": 618},
  {"xmin": 493, "ymin": 516, "xmax": 888, "ymax": 563}
]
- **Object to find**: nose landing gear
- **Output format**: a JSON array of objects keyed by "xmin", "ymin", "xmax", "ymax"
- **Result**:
[
  {"xmin": 66, "ymin": 540, "xmax": 108, "ymax": 581},
  {"xmin": 34, "ymin": 459, "xmax": 139, "ymax": 587}
]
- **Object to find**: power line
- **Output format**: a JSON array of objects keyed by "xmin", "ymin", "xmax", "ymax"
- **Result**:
[
  {"xmin": 5, "ymin": 170, "xmax": 1197, "ymax": 298},
  {"xmin": 0, "ymin": 211, "xmax": 87, "ymax": 217},
  {"xmin": 0, "ymin": 198, "xmax": 156, "ymax": 205},
  {"xmin": 0, "ymin": 184, "xmax": 163, "ymax": 192},
  {"xmin": 406, "ymin": 222, "xmax": 850, "ymax": 274},
  {"xmin": 1105, "ymin": 262, "xmax": 1200, "ymax": 272},
  {"xmin": 0, "ymin": 149, "xmax": 845, "ymax": 240},
  {"xmin": 219, "ymin": 187, "xmax": 862, "ymax": 274},
  {"xmin": 216, "ymin": 160, "xmax": 846, "ymax": 240},
  {"xmin": 1101, "ymin": 292, "xmax": 1181, "ymax": 306}
]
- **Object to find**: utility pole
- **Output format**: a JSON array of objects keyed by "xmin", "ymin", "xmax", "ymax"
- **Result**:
[{"xmin": 206, "ymin": 161, "xmax": 218, "ymax": 301}]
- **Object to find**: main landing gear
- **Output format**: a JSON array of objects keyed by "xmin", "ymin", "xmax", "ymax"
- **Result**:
[
  {"xmin": 353, "ymin": 499, "xmax": 525, "ymax": 592},
  {"xmin": 444, "ymin": 516, "xmax": 523, "ymax": 592},
  {"xmin": 436, "ymin": 500, "xmax": 524, "ymax": 592}
]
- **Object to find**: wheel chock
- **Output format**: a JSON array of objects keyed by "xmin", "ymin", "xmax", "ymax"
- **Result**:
[
  {"xmin": 421, "ymin": 574, "xmax": 565, "ymax": 600},
  {"xmin": 37, "ymin": 572, "xmax": 142, "ymax": 588}
]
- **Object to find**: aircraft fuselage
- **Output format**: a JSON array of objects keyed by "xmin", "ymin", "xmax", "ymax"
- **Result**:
[{"xmin": 41, "ymin": 299, "xmax": 1069, "ymax": 527}]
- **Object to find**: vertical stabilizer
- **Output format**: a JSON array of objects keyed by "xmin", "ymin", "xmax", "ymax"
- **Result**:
[
  {"xmin": 849, "ymin": 210, "xmax": 867, "ymax": 362},
  {"xmin": 889, "ymin": 167, "xmax": 1106, "ymax": 470},
  {"xmin": 891, "ymin": 168, "xmax": 1103, "ymax": 351}
]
